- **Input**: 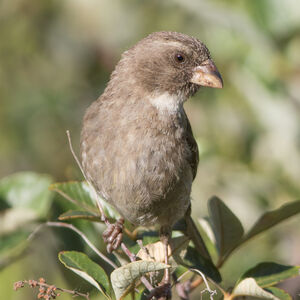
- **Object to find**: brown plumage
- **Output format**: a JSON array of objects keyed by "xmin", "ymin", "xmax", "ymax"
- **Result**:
[{"xmin": 80, "ymin": 32, "xmax": 223, "ymax": 261}]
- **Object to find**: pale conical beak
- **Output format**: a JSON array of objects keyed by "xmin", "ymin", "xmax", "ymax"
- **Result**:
[{"xmin": 190, "ymin": 59, "xmax": 223, "ymax": 88}]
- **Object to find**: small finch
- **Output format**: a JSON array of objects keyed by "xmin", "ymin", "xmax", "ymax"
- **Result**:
[{"xmin": 80, "ymin": 31, "xmax": 223, "ymax": 289}]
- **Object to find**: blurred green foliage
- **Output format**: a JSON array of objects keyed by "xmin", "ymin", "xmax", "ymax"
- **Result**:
[{"xmin": 0, "ymin": 0, "xmax": 300, "ymax": 299}]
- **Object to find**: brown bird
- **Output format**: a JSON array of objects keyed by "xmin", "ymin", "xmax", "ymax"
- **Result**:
[{"xmin": 80, "ymin": 31, "xmax": 222, "ymax": 285}]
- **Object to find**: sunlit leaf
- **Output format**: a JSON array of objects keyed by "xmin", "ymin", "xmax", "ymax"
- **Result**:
[
  {"xmin": 244, "ymin": 200, "xmax": 300, "ymax": 242},
  {"xmin": 137, "ymin": 236, "xmax": 189, "ymax": 263},
  {"xmin": 264, "ymin": 287, "xmax": 292, "ymax": 300},
  {"xmin": 50, "ymin": 181, "xmax": 121, "ymax": 221},
  {"xmin": 59, "ymin": 251, "xmax": 111, "ymax": 299},
  {"xmin": 0, "ymin": 172, "xmax": 53, "ymax": 218},
  {"xmin": 137, "ymin": 241, "xmax": 169, "ymax": 263},
  {"xmin": 232, "ymin": 278, "xmax": 280, "ymax": 299},
  {"xmin": 197, "ymin": 217, "xmax": 218, "ymax": 260},
  {"xmin": 0, "ymin": 172, "xmax": 52, "ymax": 269},
  {"xmin": 0, "ymin": 208, "xmax": 37, "ymax": 235},
  {"xmin": 58, "ymin": 210, "xmax": 101, "ymax": 222},
  {"xmin": 208, "ymin": 196, "xmax": 244, "ymax": 259},
  {"xmin": 110, "ymin": 260, "xmax": 169, "ymax": 300},
  {"xmin": 50, "ymin": 181, "xmax": 96, "ymax": 210},
  {"xmin": 239, "ymin": 262, "xmax": 300, "ymax": 287}
]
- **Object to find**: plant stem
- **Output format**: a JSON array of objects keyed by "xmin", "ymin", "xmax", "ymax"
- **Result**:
[
  {"xmin": 14, "ymin": 279, "xmax": 90, "ymax": 299},
  {"xmin": 121, "ymin": 243, "xmax": 154, "ymax": 292}
]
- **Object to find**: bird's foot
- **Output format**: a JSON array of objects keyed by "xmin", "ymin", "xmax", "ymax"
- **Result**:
[{"xmin": 102, "ymin": 218, "xmax": 124, "ymax": 253}]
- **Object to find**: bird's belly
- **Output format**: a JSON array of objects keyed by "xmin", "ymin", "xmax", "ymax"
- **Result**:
[
  {"xmin": 129, "ymin": 171, "xmax": 192, "ymax": 227},
  {"xmin": 108, "ymin": 148, "xmax": 193, "ymax": 227}
]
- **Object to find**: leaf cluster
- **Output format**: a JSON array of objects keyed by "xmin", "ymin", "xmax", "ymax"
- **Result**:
[{"xmin": 1, "ymin": 173, "xmax": 300, "ymax": 299}]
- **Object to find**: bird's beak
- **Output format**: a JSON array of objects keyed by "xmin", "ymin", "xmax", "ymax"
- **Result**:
[{"xmin": 190, "ymin": 59, "xmax": 223, "ymax": 88}]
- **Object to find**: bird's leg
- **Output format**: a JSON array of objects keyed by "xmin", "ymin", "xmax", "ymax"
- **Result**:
[
  {"xmin": 102, "ymin": 217, "xmax": 124, "ymax": 253},
  {"xmin": 156, "ymin": 226, "xmax": 172, "ymax": 300},
  {"xmin": 145, "ymin": 227, "xmax": 172, "ymax": 299},
  {"xmin": 160, "ymin": 226, "xmax": 171, "ymax": 283}
]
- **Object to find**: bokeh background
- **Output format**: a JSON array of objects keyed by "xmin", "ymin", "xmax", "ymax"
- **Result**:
[{"xmin": 1, "ymin": 0, "xmax": 300, "ymax": 299}]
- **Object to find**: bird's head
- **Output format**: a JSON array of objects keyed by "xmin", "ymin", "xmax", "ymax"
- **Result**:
[{"xmin": 114, "ymin": 31, "xmax": 223, "ymax": 104}]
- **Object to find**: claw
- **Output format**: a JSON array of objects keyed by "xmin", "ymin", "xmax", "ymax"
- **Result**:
[
  {"xmin": 102, "ymin": 218, "xmax": 124, "ymax": 253},
  {"xmin": 103, "ymin": 225, "xmax": 114, "ymax": 241},
  {"xmin": 112, "ymin": 233, "xmax": 123, "ymax": 249}
]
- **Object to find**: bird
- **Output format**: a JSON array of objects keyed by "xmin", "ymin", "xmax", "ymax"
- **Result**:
[{"xmin": 80, "ymin": 31, "xmax": 223, "ymax": 288}]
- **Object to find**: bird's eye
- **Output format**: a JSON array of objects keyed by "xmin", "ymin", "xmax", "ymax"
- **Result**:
[{"xmin": 175, "ymin": 53, "xmax": 185, "ymax": 63}]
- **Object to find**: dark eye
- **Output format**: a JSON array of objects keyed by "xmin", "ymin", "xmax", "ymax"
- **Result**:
[{"xmin": 175, "ymin": 53, "xmax": 185, "ymax": 63}]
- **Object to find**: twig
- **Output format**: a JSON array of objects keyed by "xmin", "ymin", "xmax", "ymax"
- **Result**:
[
  {"xmin": 190, "ymin": 275, "xmax": 228, "ymax": 299},
  {"xmin": 136, "ymin": 239, "xmax": 154, "ymax": 261},
  {"xmin": 172, "ymin": 272, "xmax": 191, "ymax": 300},
  {"xmin": 121, "ymin": 243, "xmax": 154, "ymax": 292},
  {"xmin": 14, "ymin": 278, "xmax": 90, "ymax": 299},
  {"xmin": 47, "ymin": 222, "xmax": 117, "ymax": 269},
  {"xmin": 175, "ymin": 270, "xmax": 193, "ymax": 284},
  {"xmin": 66, "ymin": 130, "xmax": 87, "ymax": 183},
  {"xmin": 206, "ymin": 277, "xmax": 227, "ymax": 297},
  {"xmin": 190, "ymin": 277, "xmax": 203, "ymax": 291},
  {"xmin": 190, "ymin": 269, "xmax": 217, "ymax": 300},
  {"xmin": 121, "ymin": 243, "xmax": 137, "ymax": 262}
]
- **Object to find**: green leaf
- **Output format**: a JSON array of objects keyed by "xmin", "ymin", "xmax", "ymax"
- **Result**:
[
  {"xmin": 50, "ymin": 181, "xmax": 121, "ymax": 220},
  {"xmin": 98, "ymin": 196, "xmax": 122, "ymax": 221},
  {"xmin": 173, "ymin": 245, "xmax": 221, "ymax": 283},
  {"xmin": 59, "ymin": 251, "xmax": 111, "ymax": 299},
  {"xmin": 208, "ymin": 196, "xmax": 244, "ymax": 259},
  {"xmin": 135, "ymin": 289, "xmax": 148, "ymax": 300},
  {"xmin": 0, "ymin": 230, "xmax": 31, "ymax": 270},
  {"xmin": 50, "ymin": 181, "xmax": 96, "ymax": 210},
  {"xmin": 0, "ymin": 230, "xmax": 30, "ymax": 255},
  {"xmin": 58, "ymin": 210, "xmax": 101, "ymax": 222},
  {"xmin": 174, "ymin": 265, "xmax": 189, "ymax": 279},
  {"xmin": 137, "ymin": 235, "xmax": 189, "ymax": 263},
  {"xmin": 0, "ymin": 172, "xmax": 52, "ymax": 269},
  {"xmin": 244, "ymin": 200, "xmax": 300, "ymax": 242},
  {"xmin": 264, "ymin": 287, "xmax": 292, "ymax": 300},
  {"xmin": 0, "ymin": 172, "xmax": 53, "ymax": 218},
  {"xmin": 197, "ymin": 217, "xmax": 218, "ymax": 260},
  {"xmin": 111, "ymin": 261, "xmax": 169, "ymax": 300},
  {"xmin": 232, "ymin": 278, "xmax": 280, "ymax": 299},
  {"xmin": 171, "ymin": 235, "xmax": 190, "ymax": 256},
  {"xmin": 185, "ymin": 214, "xmax": 212, "ymax": 260},
  {"xmin": 240, "ymin": 262, "xmax": 300, "ymax": 287}
]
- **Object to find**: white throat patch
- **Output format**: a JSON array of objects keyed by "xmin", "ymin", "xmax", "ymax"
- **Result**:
[{"xmin": 149, "ymin": 92, "xmax": 184, "ymax": 114}]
